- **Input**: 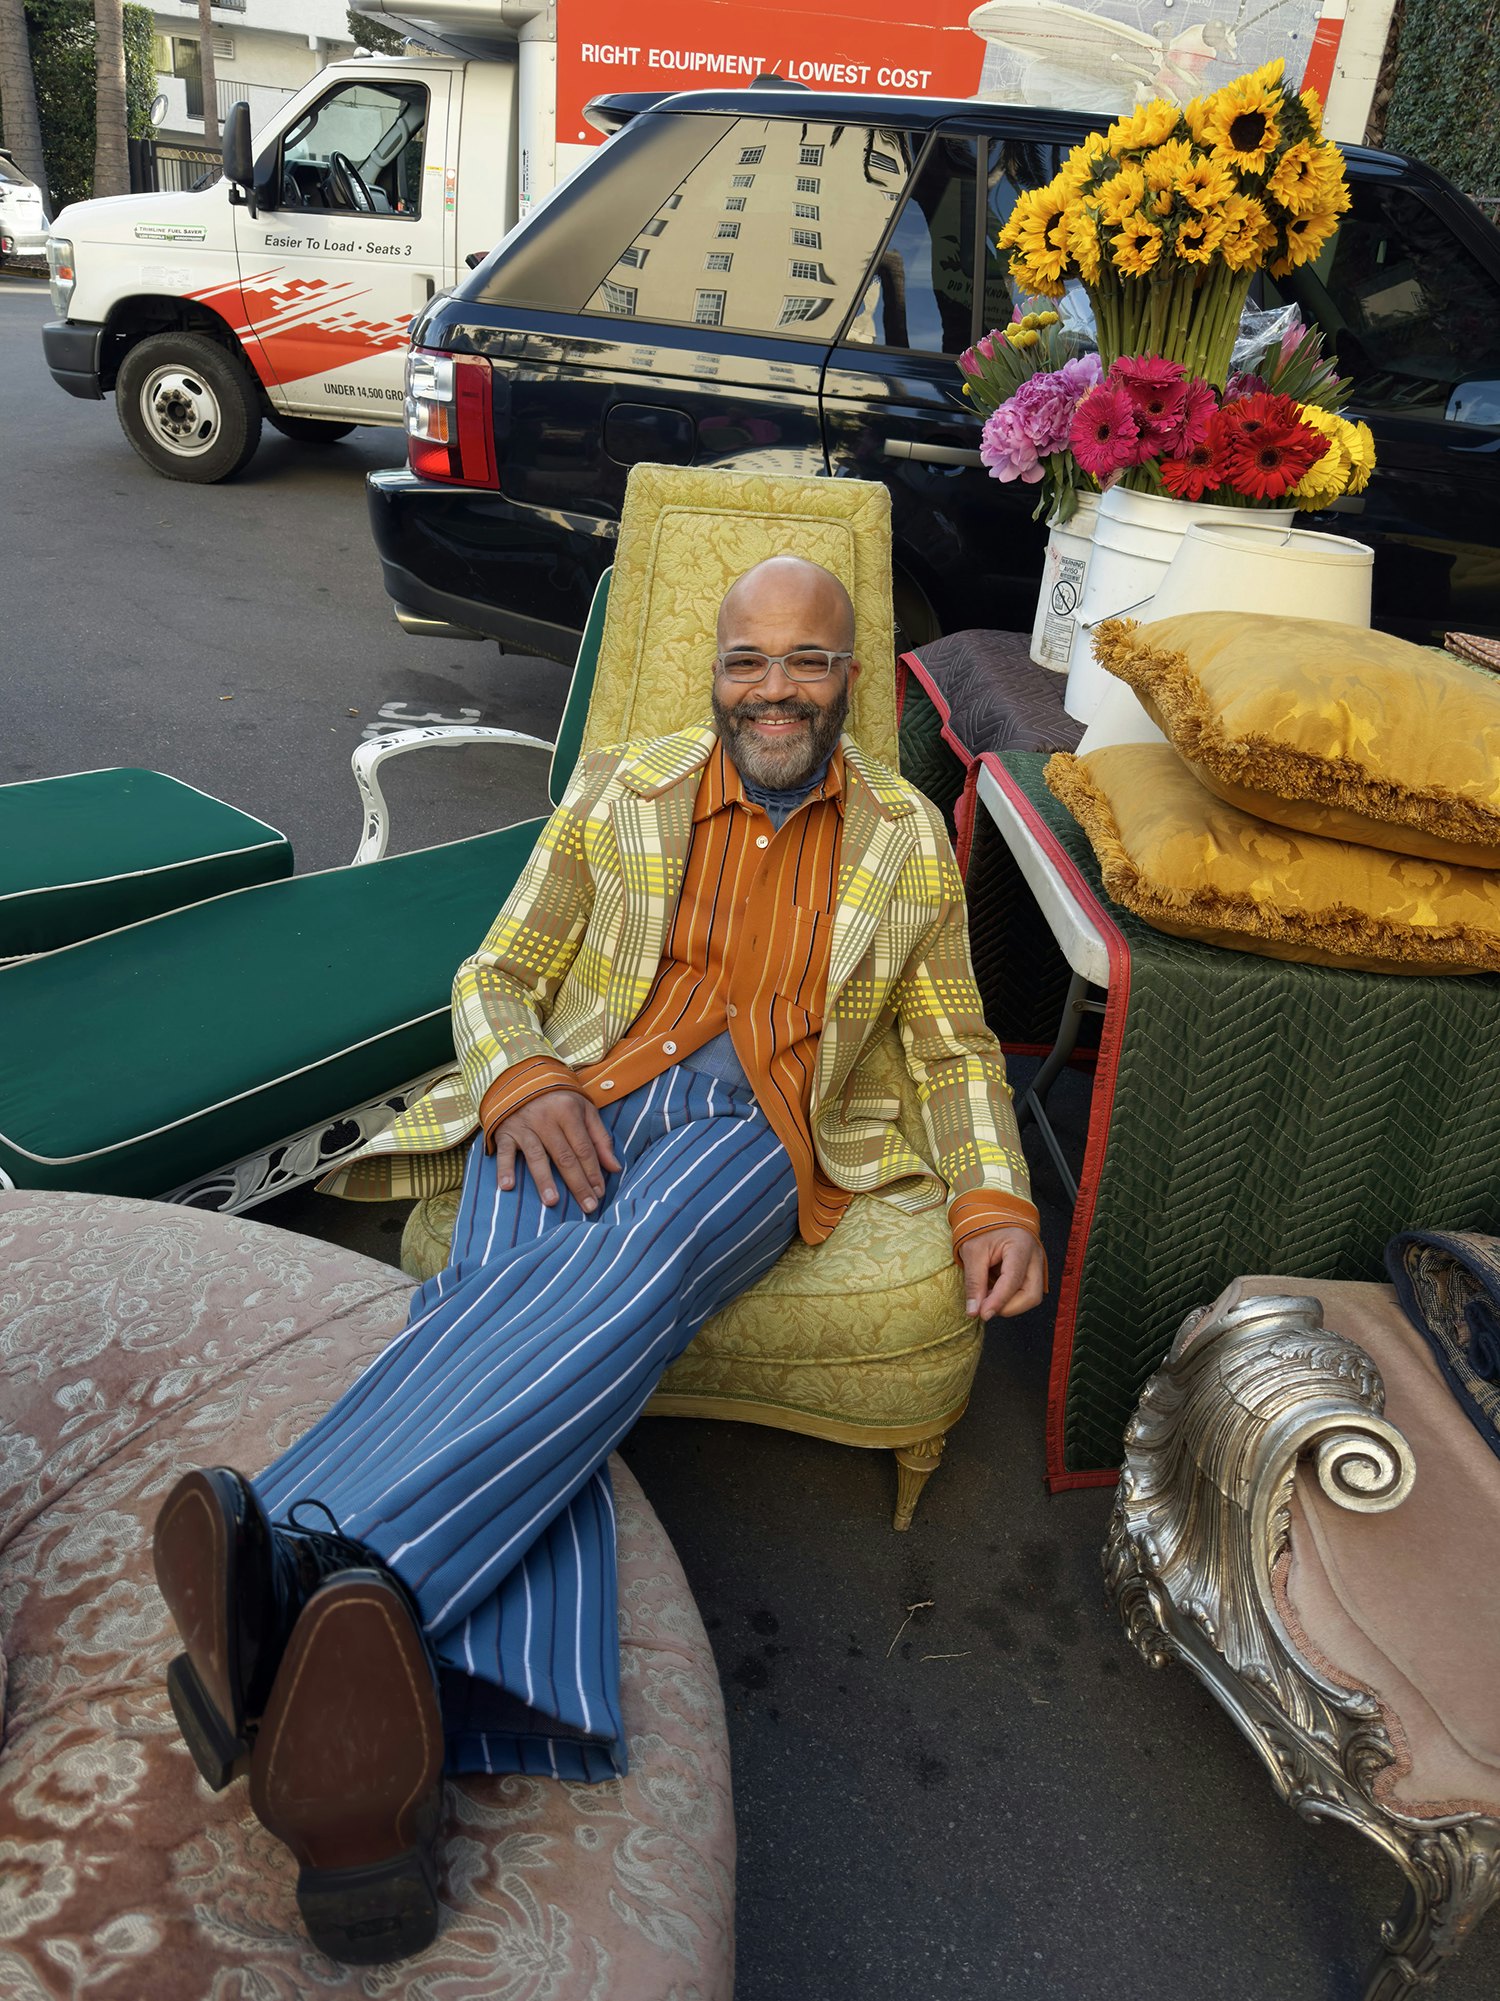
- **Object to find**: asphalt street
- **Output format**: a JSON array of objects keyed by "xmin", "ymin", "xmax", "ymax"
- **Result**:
[{"xmin": 5, "ymin": 274, "xmax": 1497, "ymax": 2001}]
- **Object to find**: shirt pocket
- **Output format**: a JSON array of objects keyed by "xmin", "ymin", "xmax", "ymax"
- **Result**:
[{"xmin": 768, "ymin": 903, "xmax": 834, "ymax": 1027}]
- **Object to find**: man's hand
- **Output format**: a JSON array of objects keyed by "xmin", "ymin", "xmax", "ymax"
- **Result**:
[
  {"xmin": 492, "ymin": 1090, "xmax": 622, "ymax": 1214},
  {"xmin": 959, "ymin": 1227, "xmax": 1046, "ymax": 1321}
]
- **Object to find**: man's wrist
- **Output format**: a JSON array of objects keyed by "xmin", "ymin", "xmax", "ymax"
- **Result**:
[
  {"xmin": 479, "ymin": 1058, "xmax": 585, "ymax": 1148},
  {"xmin": 947, "ymin": 1189, "xmax": 1041, "ymax": 1258}
]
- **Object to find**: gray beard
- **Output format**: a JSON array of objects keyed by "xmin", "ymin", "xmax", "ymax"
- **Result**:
[{"xmin": 712, "ymin": 679, "xmax": 850, "ymax": 790}]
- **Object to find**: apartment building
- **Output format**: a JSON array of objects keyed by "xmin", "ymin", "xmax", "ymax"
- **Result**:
[{"xmin": 150, "ymin": 0, "xmax": 355, "ymax": 184}]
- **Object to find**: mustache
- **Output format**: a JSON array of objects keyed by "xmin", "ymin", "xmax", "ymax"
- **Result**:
[{"xmin": 728, "ymin": 700, "xmax": 818, "ymax": 724}]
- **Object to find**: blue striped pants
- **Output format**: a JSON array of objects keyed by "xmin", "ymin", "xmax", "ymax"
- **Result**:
[{"xmin": 253, "ymin": 1070, "xmax": 799, "ymax": 1779}]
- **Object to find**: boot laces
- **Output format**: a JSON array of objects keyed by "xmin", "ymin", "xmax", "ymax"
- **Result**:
[{"xmin": 276, "ymin": 1496, "xmax": 372, "ymax": 1590}]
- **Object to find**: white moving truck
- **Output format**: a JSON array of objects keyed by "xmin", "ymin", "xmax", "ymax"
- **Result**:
[{"xmin": 40, "ymin": 3, "xmax": 575, "ymax": 481}]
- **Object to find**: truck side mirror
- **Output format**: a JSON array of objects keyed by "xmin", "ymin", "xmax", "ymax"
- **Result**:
[{"xmin": 222, "ymin": 102, "xmax": 257, "ymax": 217}]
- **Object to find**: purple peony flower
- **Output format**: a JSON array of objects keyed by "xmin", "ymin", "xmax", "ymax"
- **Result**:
[
  {"xmin": 1004, "ymin": 353, "xmax": 1105, "ymax": 456},
  {"xmin": 979, "ymin": 405, "xmax": 1044, "ymax": 484}
]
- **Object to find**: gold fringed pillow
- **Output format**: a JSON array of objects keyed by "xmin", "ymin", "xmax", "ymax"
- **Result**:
[
  {"xmin": 1093, "ymin": 612, "xmax": 1500, "ymax": 869},
  {"xmin": 1044, "ymin": 744, "xmax": 1500, "ymax": 975}
]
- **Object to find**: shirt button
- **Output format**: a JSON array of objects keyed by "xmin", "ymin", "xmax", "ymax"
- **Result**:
[
  {"xmin": 726, "ymin": 1004, "xmax": 738, "ymax": 1018},
  {"xmin": 755, "ymin": 834, "xmax": 769, "ymax": 848},
  {"xmin": 599, "ymin": 1079, "xmax": 615, "ymax": 1090},
  {"xmin": 662, "ymin": 1040, "xmax": 677, "ymax": 1054}
]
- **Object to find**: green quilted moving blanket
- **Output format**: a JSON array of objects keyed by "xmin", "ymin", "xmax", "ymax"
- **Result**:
[{"xmin": 988, "ymin": 753, "xmax": 1500, "ymax": 1486}]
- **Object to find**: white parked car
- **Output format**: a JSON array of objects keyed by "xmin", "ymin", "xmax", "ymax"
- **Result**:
[{"xmin": 0, "ymin": 148, "xmax": 50, "ymax": 264}]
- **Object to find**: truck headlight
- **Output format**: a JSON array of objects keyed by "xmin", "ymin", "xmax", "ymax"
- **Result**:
[{"xmin": 46, "ymin": 235, "xmax": 75, "ymax": 316}]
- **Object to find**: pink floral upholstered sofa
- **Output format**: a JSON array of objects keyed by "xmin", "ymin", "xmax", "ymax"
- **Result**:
[{"xmin": 0, "ymin": 1190, "xmax": 735, "ymax": 1999}]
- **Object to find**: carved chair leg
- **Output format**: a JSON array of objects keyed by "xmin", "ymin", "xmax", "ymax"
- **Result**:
[
  {"xmin": 892, "ymin": 1434, "xmax": 947, "ymax": 1531},
  {"xmin": 1363, "ymin": 1833, "xmax": 1500, "ymax": 2001}
]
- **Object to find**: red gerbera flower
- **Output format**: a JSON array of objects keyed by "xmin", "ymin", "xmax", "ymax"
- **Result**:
[
  {"xmin": 1216, "ymin": 399, "xmax": 1327, "ymax": 500},
  {"xmin": 1214, "ymin": 389, "xmax": 1302, "ymax": 441},
  {"xmin": 1160, "ymin": 439, "xmax": 1222, "ymax": 501}
]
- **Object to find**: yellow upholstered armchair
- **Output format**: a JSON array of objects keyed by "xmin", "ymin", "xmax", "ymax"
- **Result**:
[{"xmin": 401, "ymin": 464, "xmax": 980, "ymax": 1528}]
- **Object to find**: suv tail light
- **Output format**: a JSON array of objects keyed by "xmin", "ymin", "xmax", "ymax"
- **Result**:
[{"xmin": 404, "ymin": 348, "xmax": 498, "ymax": 487}]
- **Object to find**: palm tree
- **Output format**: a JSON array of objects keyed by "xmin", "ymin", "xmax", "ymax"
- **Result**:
[
  {"xmin": 0, "ymin": 0, "xmax": 50, "ymax": 212},
  {"xmin": 92, "ymin": 0, "xmax": 129, "ymax": 198},
  {"xmin": 196, "ymin": 0, "xmax": 218, "ymax": 150}
]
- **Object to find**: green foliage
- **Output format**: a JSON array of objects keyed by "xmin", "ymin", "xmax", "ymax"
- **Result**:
[
  {"xmin": 348, "ymin": 10, "xmax": 407, "ymax": 56},
  {"xmin": 1385, "ymin": 0, "xmax": 1500, "ymax": 196},
  {"xmin": 123, "ymin": 4, "xmax": 154, "ymax": 140},
  {"xmin": 12, "ymin": 0, "xmax": 155, "ymax": 214}
]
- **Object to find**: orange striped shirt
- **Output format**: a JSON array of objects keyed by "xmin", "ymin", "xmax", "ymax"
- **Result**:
[
  {"xmin": 575, "ymin": 741, "xmax": 849, "ymax": 1241},
  {"xmin": 480, "ymin": 740, "xmax": 1040, "ymax": 1255}
]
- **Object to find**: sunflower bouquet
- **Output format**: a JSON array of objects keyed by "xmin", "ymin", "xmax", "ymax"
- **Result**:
[{"xmin": 997, "ymin": 59, "xmax": 1351, "ymax": 389}]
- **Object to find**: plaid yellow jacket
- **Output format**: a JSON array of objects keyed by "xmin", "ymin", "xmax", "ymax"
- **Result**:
[{"xmin": 323, "ymin": 724, "xmax": 1033, "ymax": 1230}]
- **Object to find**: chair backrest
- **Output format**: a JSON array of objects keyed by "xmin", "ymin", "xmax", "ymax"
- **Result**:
[
  {"xmin": 568, "ymin": 465, "xmax": 899, "ymax": 777},
  {"xmin": 547, "ymin": 566, "xmax": 612, "ymax": 806}
]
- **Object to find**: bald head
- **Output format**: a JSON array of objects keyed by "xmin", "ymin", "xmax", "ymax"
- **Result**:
[{"xmin": 716, "ymin": 555, "xmax": 856, "ymax": 657}]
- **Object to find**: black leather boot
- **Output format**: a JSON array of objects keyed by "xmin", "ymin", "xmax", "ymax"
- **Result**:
[
  {"xmin": 249, "ymin": 1568, "xmax": 445, "ymax": 1965},
  {"xmin": 153, "ymin": 1468, "xmax": 381, "ymax": 1790}
]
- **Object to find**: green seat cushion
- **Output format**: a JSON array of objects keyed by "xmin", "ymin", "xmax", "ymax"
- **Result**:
[
  {"xmin": 0, "ymin": 769, "xmax": 291, "ymax": 957},
  {"xmin": 0, "ymin": 818, "xmax": 544, "ymax": 1198}
]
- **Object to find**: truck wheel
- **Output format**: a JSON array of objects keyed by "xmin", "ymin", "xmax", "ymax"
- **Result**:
[
  {"xmin": 267, "ymin": 413, "xmax": 358, "ymax": 444},
  {"xmin": 116, "ymin": 332, "xmax": 263, "ymax": 483}
]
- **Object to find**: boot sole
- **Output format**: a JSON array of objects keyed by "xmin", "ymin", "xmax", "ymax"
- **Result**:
[
  {"xmin": 166, "ymin": 1652, "xmax": 248, "ymax": 1791},
  {"xmin": 250, "ymin": 1569, "xmax": 444, "ymax": 1965},
  {"xmin": 153, "ymin": 1469, "xmax": 248, "ymax": 1791}
]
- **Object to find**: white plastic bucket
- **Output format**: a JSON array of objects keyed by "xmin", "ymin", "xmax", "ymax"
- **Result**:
[
  {"xmin": 1147, "ymin": 521, "xmax": 1373, "ymax": 627},
  {"xmin": 1064, "ymin": 488, "xmax": 1295, "ymax": 722},
  {"xmin": 1029, "ymin": 490, "xmax": 1100, "ymax": 671}
]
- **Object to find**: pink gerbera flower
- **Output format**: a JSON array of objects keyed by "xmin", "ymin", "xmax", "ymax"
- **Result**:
[
  {"xmin": 1110, "ymin": 354, "xmax": 1189, "ymax": 445},
  {"xmin": 1068, "ymin": 385, "xmax": 1142, "ymax": 481},
  {"xmin": 1159, "ymin": 375, "xmax": 1218, "ymax": 456}
]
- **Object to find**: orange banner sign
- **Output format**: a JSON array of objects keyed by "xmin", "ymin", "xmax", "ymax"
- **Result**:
[{"xmin": 555, "ymin": 0, "xmax": 987, "ymax": 146}]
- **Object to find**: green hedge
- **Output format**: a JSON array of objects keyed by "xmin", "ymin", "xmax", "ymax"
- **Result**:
[
  {"xmin": 2, "ymin": 0, "xmax": 155, "ymax": 215},
  {"xmin": 1385, "ymin": 0, "xmax": 1500, "ymax": 197}
]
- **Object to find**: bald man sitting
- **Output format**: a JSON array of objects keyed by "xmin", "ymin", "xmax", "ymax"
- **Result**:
[{"xmin": 152, "ymin": 557, "xmax": 1045, "ymax": 1963}]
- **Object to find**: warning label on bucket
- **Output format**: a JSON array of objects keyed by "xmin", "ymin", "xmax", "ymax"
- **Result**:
[{"xmin": 1041, "ymin": 553, "xmax": 1088, "ymax": 667}]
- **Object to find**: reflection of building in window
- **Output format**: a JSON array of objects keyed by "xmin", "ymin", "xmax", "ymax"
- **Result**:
[
  {"xmin": 600, "ymin": 281, "xmax": 637, "ymax": 314},
  {"xmin": 618, "ymin": 246, "xmax": 648, "ymax": 268},
  {"xmin": 799, "ymin": 144, "xmax": 824, "ymax": 166},
  {"xmin": 665, "ymin": 194, "xmax": 682, "ymax": 209},
  {"xmin": 868, "ymin": 149, "xmax": 900, "ymax": 174},
  {"xmin": 739, "ymin": 146, "xmax": 765, "ymax": 164},
  {"xmin": 779, "ymin": 296, "xmax": 830, "ymax": 325},
  {"xmin": 641, "ymin": 218, "xmax": 667, "ymax": 237},
  {"xmin": 584, "ymin": 118, "xmax": 913, "ymax": 339}
]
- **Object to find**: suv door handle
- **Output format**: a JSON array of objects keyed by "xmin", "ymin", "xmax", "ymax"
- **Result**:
[{"xmin": 884, "ymin": 438, "xmax": 983, "ymax": 467}]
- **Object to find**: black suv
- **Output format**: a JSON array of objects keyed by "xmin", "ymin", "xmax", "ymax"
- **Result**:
[{"xmin": 368, "ymin": 85, "xmax": 1500, "ymax": 661}]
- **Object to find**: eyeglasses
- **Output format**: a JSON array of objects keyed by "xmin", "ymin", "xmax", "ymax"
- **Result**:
[{"xmin": 714, "ymin": 649, "xmax": 853, "ymax": 684}]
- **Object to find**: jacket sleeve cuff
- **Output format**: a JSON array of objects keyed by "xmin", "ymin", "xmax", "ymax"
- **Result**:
[
  {"xmin": 479, "ymin": 1057, "xmax": 585, "ymax": 1149},
  {"xmin": 947, "ymin": 1190, "xmax": 1043, "ymax": 1256}
]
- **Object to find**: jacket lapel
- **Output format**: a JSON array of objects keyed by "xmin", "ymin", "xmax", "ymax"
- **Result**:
[
  {"xmin": 817, "ymin": 742, "xmax": 917, "ymax": 1106},
  {"xmin": 601, "ymin": 722, "xmax": 716, "ymax": 1047}
]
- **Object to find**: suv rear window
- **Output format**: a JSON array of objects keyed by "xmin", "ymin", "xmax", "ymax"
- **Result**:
[{"xmin": 583, "ymin": 117, "xmax": 917, "ymax": 339}]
